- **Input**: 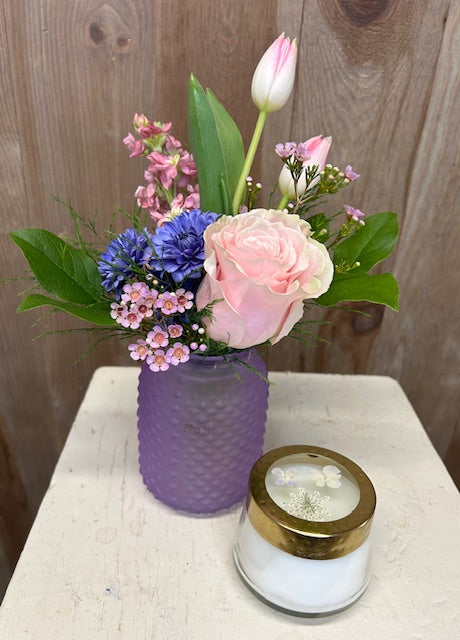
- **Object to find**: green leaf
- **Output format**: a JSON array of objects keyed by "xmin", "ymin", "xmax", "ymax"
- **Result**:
[
  {"xmin": 307, "ymin": 213, "xmax": 330, "ymax": 242},
  {"xmin": 317, "ymin": 272, "xmax": 399, "ymax": 310},
  {"xmin": 17, "ymin": 294, "xmax": 116, "ymax": 326},
  {"xmin": 334, "ymin": 212, "xmax": 398, "ymax": 272},
  {"xmin": 187, "ymin": 75, "xmax": 244, "ymax": 214},
  {"xmin": 206, "ymin": 88, "xmax": 245, "ymax": 200},
  {"xmin": 10, "ymin": 229, "xmax": 102, "ymax": 303},
  {"xmin": 219, "ymin": 173, "xmax": 233, "ymax": 216}
]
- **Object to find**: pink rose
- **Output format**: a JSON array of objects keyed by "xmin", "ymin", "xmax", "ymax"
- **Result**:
[{"xmin": 196, "ymin": 209, "xmax": 333, "ymax": 349}]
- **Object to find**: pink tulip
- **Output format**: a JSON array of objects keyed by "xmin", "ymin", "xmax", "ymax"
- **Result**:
[
  {"xmin": 251, "ymin": 34, "xmax": 297, "ymax": 113},
  {"xmin": 278, "ymin": 135, "xmax": 332, "ymax": 198}
]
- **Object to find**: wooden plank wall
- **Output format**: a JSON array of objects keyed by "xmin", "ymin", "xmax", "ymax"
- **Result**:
[{"xmin": 0, "ymin": 0, "xmax": 458, "ymax": 598}]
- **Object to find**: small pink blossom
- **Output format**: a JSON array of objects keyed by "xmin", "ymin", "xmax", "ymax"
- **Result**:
[
  {"xmin": 142, "ymin": 289, "xmax": 159, "ymax": 307},
  {"xmin": 294, "ymin": 142, "xmax": 311, "ymax": 163},
  {"xmin": 275, "ymin": 142, "xmax": 297, "ymax": 159},
  {"xmin": 175, "ymin": 288, "xmax": 194, "ymax": 312},
  {"xmin": 190, "ymin": 342, "xmax": 198, "ymax": 350},
  {"xmin": 120, "ymin": 306, "xmax": 142, "ymax": 329},
  {"xmin": 110, "ymin": 302, "xmax": 125, "ymax": 320},
  {"xmin": 121, "ymin": 282, "xmax": 150, "ymax": 303},
  {"xmin": 168, "ymin": 324, "xmax": 184, "ymax": 339},
  {"xmin": 344, "ymin": 204, "xmax": 365, "ymax": 225},
  {"xmin": 155, "ymin": 292, "xmax": 178, "ymax": 315},
  {"xmin": 136, "ymin": 302, "xmax": 154, "ymax": 319},
  {"xmin": 146, "ymin": 326, "xmax": 169, "ymax": 349},
  {"xmin": 128, "ymin": 340, "xmax": 151, "ymax": 361},
  {"xmin": 166, "ymin": 342, "xmax": 190, "ymax": 366},
  {"xmin": 345, "ymin": 165, "xmax": 360, "ymax": 181},
  {"xmin": 147, "ymin": 349, "xmax": 170, "ymax": 372}
]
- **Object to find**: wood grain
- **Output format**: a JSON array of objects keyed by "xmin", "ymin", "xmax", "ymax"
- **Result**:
[{"xmin": 0, "ymin": 0, "xmax": 459, "ymax": 598}]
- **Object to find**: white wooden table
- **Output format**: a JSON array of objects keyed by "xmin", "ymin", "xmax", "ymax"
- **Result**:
[{"xmin": 1, "ymin": 367, "xmax": 459, "ymax": 639}]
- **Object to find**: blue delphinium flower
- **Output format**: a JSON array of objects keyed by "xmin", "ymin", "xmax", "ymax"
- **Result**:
[
  {"xmin": 98, "ymin": 228, "xmax": 155, "ymax": 297},
  {"xmin": 150, "ymin": 209, "xmax": 219, "ymax": 282}
]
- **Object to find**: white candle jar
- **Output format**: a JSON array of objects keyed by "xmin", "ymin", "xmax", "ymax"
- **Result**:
[{"xmin": 233, "ymin": 445, "xmax": 376, "ymax": 616}]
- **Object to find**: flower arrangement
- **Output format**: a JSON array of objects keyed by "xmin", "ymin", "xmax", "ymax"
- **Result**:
[{"xmin": 10, "ymin": 34, "xmax": 399, "ymax": 373}]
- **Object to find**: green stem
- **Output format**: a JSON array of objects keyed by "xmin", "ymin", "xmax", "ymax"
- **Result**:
[
  {"xmin": 232, "ymin": 110, "xmax": 267, "ymax": 214},
  {"xmin": 277, "ymin": 194, "xmax": 289, "ymax": 210}
]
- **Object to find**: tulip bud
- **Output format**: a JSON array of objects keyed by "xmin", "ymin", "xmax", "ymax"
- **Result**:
[
  {"xmin": 278, "ymin": 135, "xmax": 332, "ymax": 198},
  {"xmin": 251, "ymin": 33, "xmax": 297, "ymax": 113}
]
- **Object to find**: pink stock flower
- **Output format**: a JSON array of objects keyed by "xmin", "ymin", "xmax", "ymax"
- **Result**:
[
  {"xmin": 177, "ymin": 151, "xmax": 197, "ymax": 187},
  {"xmin": 164, "ymin": 134, "xmax": 182, "ymax": 152},
  {"xmin": 278, "ymin": 135, "xmax": 332, "ymax": 198},
  {"xmin": 123, "ymin": 133, "xmax": 146, "ymax": 158},
  {"xmin": 134, "ymin": 114, "xmax": 172, "ymax": 139},
  {"xmin": 147, "ymin": 152, "xmax": 179, "ymax": 189},
  {"xmin": 196, "ymin": 209, "xmax": 333, "ymax": 349},
  {"xmin": 184, "ymin": 184, "xmax": 200, "ymax": 209},
  {"xmin": 252, "ymin": 34, "xmax": 297, "ymax": 113},
  {"xmin": 135, "ymin": 183, "xmax": 159, "ymax": 211}
]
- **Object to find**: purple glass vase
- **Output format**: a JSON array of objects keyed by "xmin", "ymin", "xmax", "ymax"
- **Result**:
[{"xmin": 137, "ymin": 349, "xmax": 268, "ymax": 514}]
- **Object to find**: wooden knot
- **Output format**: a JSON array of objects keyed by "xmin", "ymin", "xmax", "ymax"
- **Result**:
[
  {"xmin": 351, "ymin": 303, "xmax": 385, "ymax": 334},
  {"xmin": 339, "ymin": 0, "xmax": 389, "ymax": 26},
  {"xmin": 87, "ymin": 5, "xmax": 134, "ymax": 53}
]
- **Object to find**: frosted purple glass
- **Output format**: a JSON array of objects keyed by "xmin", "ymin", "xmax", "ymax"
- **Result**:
[{"xmin": 137, "ymin": 350, "xmax": 268, "ymax": 514}]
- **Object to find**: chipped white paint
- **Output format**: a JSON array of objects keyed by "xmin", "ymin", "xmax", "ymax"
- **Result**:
[{"xmin": 0, "ymin": 368, "xmax": 459, "ymax": 638}]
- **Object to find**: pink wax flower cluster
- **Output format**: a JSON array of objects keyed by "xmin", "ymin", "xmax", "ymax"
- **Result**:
[
  {"xmin": 114, "ymin": 282, "xmax": 208, "ymax": 372},
  {"xmin": 123, "ymin": 115, "xmax": 200, "ymax": 226}
]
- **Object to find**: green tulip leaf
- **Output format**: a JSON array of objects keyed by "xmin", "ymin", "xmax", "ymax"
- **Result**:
[
  {"xmin": 10, "ymin": 229, "xmax": 102, "ymax": 303},
  {"xmin": 317, "ymin": 272, "xmax": 399, "ymax": 310},
  {"xmin": 206, "ymin": 88, "xmax": 245, "ymax": 202},
  {"xmin": 334, "ymin": 212, "xmax": 399, "ymax": 272},
  {"xmin": 16, "ymin": 294, "xmax": 116, "ymax": 326},
  {"xmin": 188, "ymin": 75, "xmax": 244, "ymax": 214}
]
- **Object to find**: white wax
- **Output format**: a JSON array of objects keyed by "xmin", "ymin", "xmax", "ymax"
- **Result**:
[
  {"xmin": 235, "ymin": 515, "xmax": 371, "ymax": 614},
  {"xmin": 266, "ymin": 461, "xmax": 360, "ymax": 522}
]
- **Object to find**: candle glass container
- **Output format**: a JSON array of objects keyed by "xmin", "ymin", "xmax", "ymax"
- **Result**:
[{"xmin": 233, "ymin": 445, "xmax": 376, "ymax": 616}]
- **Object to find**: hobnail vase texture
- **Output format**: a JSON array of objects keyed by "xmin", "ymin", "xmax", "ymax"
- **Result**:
[{"xmin": 137, "ymin": 349, "xmax": 269, "ymax": 514}]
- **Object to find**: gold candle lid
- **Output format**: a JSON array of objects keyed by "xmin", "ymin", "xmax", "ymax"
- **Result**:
[{"xmin": 246, "ymin": 445, "xmax": 376, "ymax": 560}]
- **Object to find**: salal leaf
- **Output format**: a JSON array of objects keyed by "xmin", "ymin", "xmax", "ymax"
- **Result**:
[
  {"xmin": 188, "ymin": 75, "xmax": 244, "ymax": 214},
  {"xmin": 17, "ymin": 294, "xmax": 116, "ymax": 326},
  {"xmin": 334, "ymin": 212, "xmax": 398, "ymax": 272},
  {"xmin": 10, "ymin": 229, "xmax": 101, "ymax": 303},
  {"xmin": 317, "ymin": 272, "xmax": 399, "ymax": 310}
]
